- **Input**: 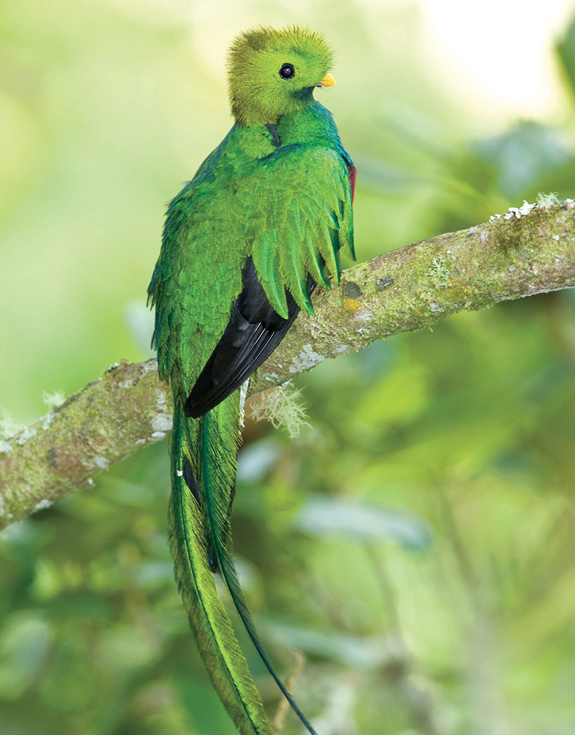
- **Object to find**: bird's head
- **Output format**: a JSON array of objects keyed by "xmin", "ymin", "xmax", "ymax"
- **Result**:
[{"xmin": 228, "ymin": 26, "xmax": 335, "ymax": 126}]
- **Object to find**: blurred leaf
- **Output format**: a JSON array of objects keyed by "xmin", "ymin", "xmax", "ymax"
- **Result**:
[
  {"xmin": 0, "ymin": 614, "xmax": 52, "ymax": 698},
  {"xmin": 134, "ymin": 560, "xmax": 174, "ymax": 588},
  {"xmin": 351, "ymin": 361, "xmax": 428, "ymax": 433},
  {"xmin": 237, "ymin": 439, "xmax": 282, "ymax": 483},
  {"xmin": 266, "ymin": 621, "xmax": 403, "ymax": 671},
  {"xmin": 294, "ymin": 496, "xmax": 432, "ymax": 551},
  {"xmin": 478, "ymin": 121, "xmax": 570, "ymax": 198},
  {"xmin": 98, "ymin": 624, "xmax": 161, "ymax": 673}
]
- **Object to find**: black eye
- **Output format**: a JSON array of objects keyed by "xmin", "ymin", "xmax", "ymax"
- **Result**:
[{"xmin": 279, "ymin": 63, "xmax": 295, "ymax": 79}]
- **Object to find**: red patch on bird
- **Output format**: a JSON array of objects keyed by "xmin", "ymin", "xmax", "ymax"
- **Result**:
[{"xmin": 347, "ymin": 163, "xmax": 357, "ymax": 202}]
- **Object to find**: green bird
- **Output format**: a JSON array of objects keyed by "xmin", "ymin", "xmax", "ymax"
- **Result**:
[{"xmin": 148, "ymin": 26, "xmax": 355, "ymax": 735}]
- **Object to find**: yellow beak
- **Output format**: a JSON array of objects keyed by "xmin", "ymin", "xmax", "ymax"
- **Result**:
[{"xmin": 318, "ymin": 73, "xmax": 336, "ymax": 87}]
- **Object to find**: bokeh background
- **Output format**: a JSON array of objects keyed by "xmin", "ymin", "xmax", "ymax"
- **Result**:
[{"xmin": 2, "ymin": 1, "xmax": 575, "ymax": 733}]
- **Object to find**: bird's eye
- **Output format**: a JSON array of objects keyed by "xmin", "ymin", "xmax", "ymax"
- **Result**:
[{"xmin": 279, "ymin": 63, "xmax": 295, "ymax": 79}]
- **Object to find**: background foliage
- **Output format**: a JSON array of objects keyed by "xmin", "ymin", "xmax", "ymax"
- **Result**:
[{"xmin": 2, "ymin": 2, "xmax": 575, "ymax": 734}]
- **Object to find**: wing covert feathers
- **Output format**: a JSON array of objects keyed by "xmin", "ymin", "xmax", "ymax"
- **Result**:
[{"xmin": 250, "ymin": 146, "xmax": 353, "ymax": 319}]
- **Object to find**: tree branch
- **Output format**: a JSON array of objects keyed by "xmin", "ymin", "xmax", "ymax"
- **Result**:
[{"xmin": 1, "ymin": 202, "xmax": 574, "ymax": 529}]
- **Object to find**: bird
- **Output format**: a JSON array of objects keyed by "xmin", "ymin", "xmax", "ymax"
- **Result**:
[{"xmin": 148, "ymin": 25, "xmax": 355, "ymax": 735}]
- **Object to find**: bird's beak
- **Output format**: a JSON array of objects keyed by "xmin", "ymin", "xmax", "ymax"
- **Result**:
[{"xmin": 317, "ymin": 73, "xmax": 336, "ymax": 87}]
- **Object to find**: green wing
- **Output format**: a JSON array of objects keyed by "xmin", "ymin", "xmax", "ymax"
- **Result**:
[{"xmin": 247, "ymin": 144, "xmax": 354, "ymax": 317}]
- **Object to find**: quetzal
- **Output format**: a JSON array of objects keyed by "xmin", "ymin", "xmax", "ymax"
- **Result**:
[{"xmin": 148, "ymin": 26, "xmax": 355, "ymax": 735}]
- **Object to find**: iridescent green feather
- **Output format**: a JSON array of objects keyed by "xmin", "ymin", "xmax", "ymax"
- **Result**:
[
  {"xmin": 147, "ymin": 25, "xmax": 355, "ymax": 735},
  {"xmin": 170, "ymin": 408, "xmax": 271, "ymax": 735},
  {"xmin": 249, "ymin": 144, "xmax": 353, "ymax": 316}
]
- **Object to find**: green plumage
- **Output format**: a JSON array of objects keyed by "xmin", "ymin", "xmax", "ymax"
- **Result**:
[
  {"xmin": 148, "ymin": 26, "xmax": 355, "ymax": 735},
  {"xmin": 169, "ymin": 403, "xmax": 270, "ymax": 735}
]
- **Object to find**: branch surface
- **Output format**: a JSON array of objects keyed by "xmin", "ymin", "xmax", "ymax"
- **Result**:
[{"xmin": 1, "ymin": 203, "xmax": 574, "ymax": 528}]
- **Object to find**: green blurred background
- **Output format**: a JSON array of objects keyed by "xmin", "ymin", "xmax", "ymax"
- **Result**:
[{"xmin": 2, "ymin": 1, "xmax": 575, "ymax": 733}]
